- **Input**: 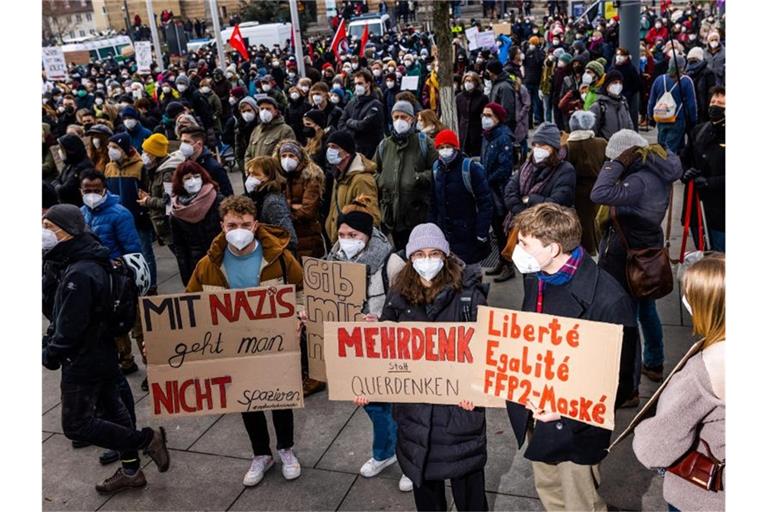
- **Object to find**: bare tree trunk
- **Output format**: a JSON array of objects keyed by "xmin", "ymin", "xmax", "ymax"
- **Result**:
[{"xmin": 434, "ymin": 1, "xmax": 458, "ymax": 133}]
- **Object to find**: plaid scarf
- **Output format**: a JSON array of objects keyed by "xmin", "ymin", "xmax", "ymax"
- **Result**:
[{"xmin": 535, "ymin": 246, "xmax": 585, "ymax": 313}]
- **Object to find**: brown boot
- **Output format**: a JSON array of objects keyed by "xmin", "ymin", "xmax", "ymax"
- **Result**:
[
  {"xmin": 143, "ymin": 427, "xmax": 170, "ymax": 472},
  {"xmin": 493, "ymin": 263, "xmax": 516, "ymax": 283},
  {"xmin": 95, "ymin": 468, "xmax": 147, "ymax": 493},
  {"xmin": 303, "ymin": 377, "xmax": 326, "ymax": 397}
]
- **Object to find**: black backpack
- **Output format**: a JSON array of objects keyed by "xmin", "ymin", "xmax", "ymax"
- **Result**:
[{"xmin": 96, "ymin": 258, "xmax": 140, "ymax": 338}]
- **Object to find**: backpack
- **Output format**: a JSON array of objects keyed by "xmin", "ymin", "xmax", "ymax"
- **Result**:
[
  {"xmin": 98, "ymin": 259, "xmax": 140, "ymax": 338},
  {"xmin": 432, "ymin": 157, "xmax": 475, "ymax": 198},
  {"xmin": 653, "ymin": 77, "xmax": 679, "ymax": 124}
]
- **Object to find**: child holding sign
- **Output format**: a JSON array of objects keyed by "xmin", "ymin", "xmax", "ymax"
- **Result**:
[{"xmin": 506, "ymin": 203, "xmax": 637, "ymax": 512}]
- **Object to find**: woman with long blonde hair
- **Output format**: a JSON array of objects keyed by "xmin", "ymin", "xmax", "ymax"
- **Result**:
[{"xmin": 633, "ymin": 253, "xmax": 725, "ymax": 512}]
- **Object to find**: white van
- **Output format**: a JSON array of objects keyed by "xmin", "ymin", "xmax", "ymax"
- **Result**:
[
  {"xmin": 220, "ymin": 22, "xmax": 292, "ymax": 50},
  {"xmin": 348, "ymin": 14, "xmax": 391, "ymax": 39}
]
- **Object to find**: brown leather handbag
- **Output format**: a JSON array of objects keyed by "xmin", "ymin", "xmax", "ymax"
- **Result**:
[
  {"xmin": 610, "ymin": 207, "xmax": 674, "ymax": 300},
  {"xmin": 667, "ymin": 439, "xmax": 725, "ymax": 492}
]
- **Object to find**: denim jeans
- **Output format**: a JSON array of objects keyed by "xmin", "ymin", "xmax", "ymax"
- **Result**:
[
  {"xmin": 658, "ymin": 123, "xmax": 686, "ymax": 154},
  {"xmin": 137, "ymin": 227, "xmax": 157, "ymax": 288},
  {"xmin": 526, "ymin": 85, "xmax": 543, "ymax": 125},
  {"xmin": 60, "ymin": 375, "xmax": 152, "ymax": 460},
  {"xmin": 639, "ymin": 299, "xmax": 665, "ymax": 369},
  {"xmin": 363, "ymin": 403, "xmax": 397, "ymax": 461},
  {"xmin": 542, "ymin": 95, "xmax": 553, "ymax": 123}
]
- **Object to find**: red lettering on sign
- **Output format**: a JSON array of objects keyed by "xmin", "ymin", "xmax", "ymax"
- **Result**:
[{"xmin": 339, "ymin": 327, "xmax": 363, "ymax": 357}]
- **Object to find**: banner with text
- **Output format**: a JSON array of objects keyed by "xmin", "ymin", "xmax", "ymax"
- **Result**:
[
  {"xmin": 42, "ymin": 47, "xmax": 68, "ymax": 81},
  {"xmin": 476, "ymin": 306, "xmax": 623, "ymax": 430},
  {"xmin": 134, "ymin": 41, "xmax": 153, "ymax": 74},
  {"xmin": 141, "ymin": 285, "xmax": 303, "ymax": 417},
  {"xmin": 303, "ymin": 257, "xmax": 367, "ymax": 381},
  {"xmin": 324, "ymin": 321, "xmax": 504, "ymax": 407}
]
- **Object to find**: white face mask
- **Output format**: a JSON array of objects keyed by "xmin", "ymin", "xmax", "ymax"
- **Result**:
[
  {"xmin": 312, "ymin": 94, "xmax": 324, "ymax": 105},
  {"xmin": 709, "ymin": 40, "xmax": 719, "ymax": 49},
  {"xmin": 92, "ymin": 138, "xmax": 101, "ymax": 149},
  {"xmin": 354, "ymin": 84, "xmax": 366, "ymax": 96},
  {"xmin": 615, "ymin": 55, "xmax": 627, "ymax": 65},
  {"xmin": 226, "ymin": 228, "xmax": 256, "ymax": 251},
  {"xmin": 582, "ymin": 72, "xmax": 594, "ymax": 85},
  {"xmin": 464, "ymin": 81, "xmax": 475, "ymax": 92},
  {"xmin": 108, "ymin": 148, "xmax": 123, "ymax": 162},
  {"xmin": 94, "ymin": 97, "xmax": 104, "ymax": 105},
  {"xmin": 330, "ymin": 95, "xmax": 340, "ymax": 104},
  {"xmin": 245, "ymin": 176, "xmax": 262, "ymax": 193},
  {"xmin": 259, "ymin": 109, "xmax": 274, "ymax": 123},
  {"xmin": 179, "ymin": 142, "xmax": 196, "ymax": 159},
  {"xmin": 281, "ymin": 157, "xmax": 299, "ymax": 172},
  {"xmin": 481, "ymin": 116, "xmax": 495, "ymax": 130},
  {"xmin": 393, "ymin": 119, "xmax": 411, "ymax": 134},
  {"xmin": 412, "ymin": 257, "xmax": 444, "ymax": 282},
  {"xmin": 290, "ymin": 92, "xmax": 301, "ymax": 101},
  {"xmin": 242, "ymin": 111, "xmax": 256, "ymax": 123},
  {"xmin": 682, "ymin": 295, "xmax": 692, "ymax": 316},
  {"xmin": 229, "ymin": 96, "xmax": 238, "ymax": 106},
  {"xmin": 162, "ymin": 86, "xmax": 171, "ymax": 94},
  {"xmin": 512, "ymin": 245, "xmax": 544, "ymax": 273},
  {"xmin": 532, "ymin": 146, "xmax": 551, "ymax": 163},
  {"xmin": 386, "ymin": 80, "xmax": 395, "ymax": 89},
  {"xmin": 42, "ymin": 228, "xmax": 59, "ymax": 251},
  {"xmin": 183, "ymin": 176, "xmax": 203, "ymax": 194},
  {"xmin": 438, "ymin": 148, "xmax": 455, "ymax": 160},
  {"xmin": 262, "ymin": 84, "xmax": 272, "ymax": 92},
  {"xmin": 82, "ymin": 192, "xmax": 106, "ymax": 209},
  {"xmin": 608, "ymin": 83, "xmax": 623, "ymax": 96},
  {"xmin": 177, "ymin": 84, "xmax": 188, "ymax": 93},
  {"xmin": 141, "ymin": 152, "xmax": 155, "ymax": 167},
  {"xmin": 339, "ymin": 238, "xmax": 366, "ymax": 259},
  {"xmin": 200, "ymin": 86, "xmax": 211, "ymax": 94},
  {"xmin": 124, "ymin": 118, "xmax": 138, "ymax": 129},
  {"xmin": 373, "ymin": 69, "xmax": 382, "ymax": 77},
  {"xmin": 326, "ymin": 148, "xmax": 342, "ymax": 165}
]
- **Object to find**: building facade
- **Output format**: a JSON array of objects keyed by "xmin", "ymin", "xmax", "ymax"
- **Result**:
[{"xmin": 43, "ymin": 0, "xmax": 98, "ymax": 43}]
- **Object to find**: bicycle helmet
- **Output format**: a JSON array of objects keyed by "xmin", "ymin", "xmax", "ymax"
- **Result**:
[{"xmin": 121, "ymin": 253, "xmax": 151, "ymax": 296}]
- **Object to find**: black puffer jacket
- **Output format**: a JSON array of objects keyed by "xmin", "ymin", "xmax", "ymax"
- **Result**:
[
  {"xmin": 52, "ymin": 134, "xmax": 95, "ymax": 207},
  {"xmin": 170, "ymin": 193, "xmax": 223, "ymax": 286},
  {"xmin": 380, "ymin": 263, "xmax": 489, "ymax": 487},
  {"xmin": 42, "ymin": 233, "xmax": 120, "ymax": 382},
  {"xmin": 338, "ymin": 94, "xmax": 386, "ymax": 159}
]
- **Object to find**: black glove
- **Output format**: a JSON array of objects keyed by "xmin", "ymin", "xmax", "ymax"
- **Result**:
[
  {"xmin": 43, "ymin": 349, "xmax": 61, "ymax": 371},
  {"xmin": 693, "ymin": 176, "xmax": 709, "ymax": 189},
  {"xmin": 681, "ymin": 167, "xmax": 702, "ymax": 183}
]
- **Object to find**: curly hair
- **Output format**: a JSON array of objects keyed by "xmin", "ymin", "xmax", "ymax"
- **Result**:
[{"xmin": 219, "ymin": 195, "xmax": 257, "ymax": 220}]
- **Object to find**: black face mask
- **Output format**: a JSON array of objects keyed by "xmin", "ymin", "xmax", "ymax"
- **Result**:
[
  {"xmin": 709, "ymin": 105, "xmax": 725, "ymax": 124},
  {"xmin": 303, "ymin": 126, "xmax": 316, "ymax": 137}
]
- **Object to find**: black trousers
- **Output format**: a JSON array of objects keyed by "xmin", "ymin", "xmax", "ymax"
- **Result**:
[
  {"xmin": 412, "ymin": 470, "xmax": 489, "ymax": 512},
  {"xmin": 241, "ymin": 409, "xmax": 294, "ymax": 457}
]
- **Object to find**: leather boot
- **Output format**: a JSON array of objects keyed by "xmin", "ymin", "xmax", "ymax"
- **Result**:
[{"xmin": 493, "ymin": 262, "xmax": 516, "ymax": 283}]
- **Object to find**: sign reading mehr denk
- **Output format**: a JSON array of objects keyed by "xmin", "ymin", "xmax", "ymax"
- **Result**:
[
  {"xmin": 476, "ymin": 306, "xmax": 623, "ymax": 430},
  {"xmin": 141, "ymin": 285, "xmax": 303, "ymax": 417},
  {"xmin": 324, "ymin": 321, "xmax": 504, "ymax": 407}
]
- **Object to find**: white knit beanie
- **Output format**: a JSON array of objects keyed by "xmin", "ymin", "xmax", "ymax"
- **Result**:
[
  {"xmin": 406, "ymin": 223, "xmax": 450, "ymax": 258},
  {"xmin": 606, "ymin": 129, "xmax": 649, "ymax": 160}
]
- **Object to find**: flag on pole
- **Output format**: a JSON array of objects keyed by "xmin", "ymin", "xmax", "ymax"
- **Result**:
[
  {"xmin": 330, "ymin": 18, "xmax": 347, "ymax": 59},
  {"xmin": 359, "ymin": 24, "xmax": 369, "ymax": 57},
  {"xmin": 229, "ymin": 24, "xmax": 249, "ymax": 61}
]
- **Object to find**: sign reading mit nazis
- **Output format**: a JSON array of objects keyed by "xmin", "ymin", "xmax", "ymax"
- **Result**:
[{"xmin": 140, "ymin": 285, "xmax": 303, "ymax": 417}]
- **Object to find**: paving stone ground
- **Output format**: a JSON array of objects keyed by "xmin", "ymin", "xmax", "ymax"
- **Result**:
[{"xmin": 43, "ymin": 129, "xmax": 693, "ymax": 511}]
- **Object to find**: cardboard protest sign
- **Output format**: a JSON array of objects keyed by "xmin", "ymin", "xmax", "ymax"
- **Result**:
[
  {"xmin": 141, "ymin": 285, "xmax": 303, "ymax": 417},
  {"xmin": 476, "ymin": 306, "xmax": 623, "ymax": 430},
  {"xmin": 400, "ymin": 75, "xmax": 419, "ymax": 91},
  {"xmin": 302, "ymin": 257, "xmax": 367, "ymax": 381},
  {"xmin": 324, "ymin": 321, "xmax": 504, "ymax": 407},
  {"xmin": 42, "ymin": 47, "xmax": 68, "ymax": 81},
  {"xmin": 476, "ymin": 31, "xmax": 497, "ymax": 50},
  {"xmin": 134, "ymin": 41, "xmax": 153, "ymax": 73},
  {"xmin": 492, "ymin": 23, "xmax": 512, "ymax": 35}
]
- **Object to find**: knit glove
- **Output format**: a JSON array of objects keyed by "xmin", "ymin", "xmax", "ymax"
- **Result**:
[
  {"xmin": 681, "ymin": 167, "xmax": 702, "ymax": 183},
  {"xmin": 615, "ymin": 145, "xmax": 642, "ymax": 168}
]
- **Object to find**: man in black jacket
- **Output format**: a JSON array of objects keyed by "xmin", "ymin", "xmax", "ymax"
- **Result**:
[
  {"xmin": 42, "ymin": 205, "xmax": 170, "ymax": 493},
  {"xmin": 179, "ymin": 126, "xmax": 234, "ymax": 197},
  {"xmin": 338, "ymin": 69, "xmax": 386, "ymax": 159},
  {"xmin": 175, "ymin": 75, "xmax": 214, "ymax": 130},
  {"xmin": 52, "ymin": 134, "xmax": 95, "ymax": 207},
  {"xmin": 505, "ymin": 203, "xmax": 637, "ymax": 512}
]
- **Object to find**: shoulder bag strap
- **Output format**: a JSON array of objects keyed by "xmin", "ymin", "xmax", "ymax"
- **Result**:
[
  {"xmin": 609, "ymin": 206, "xmax": 630, "ymax": 250},
  {"xmin": 664, "ymin": 187, "xmax": 674, "ymax": 248}
]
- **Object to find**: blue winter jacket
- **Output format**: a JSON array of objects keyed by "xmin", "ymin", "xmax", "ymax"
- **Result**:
[
  {"xmin": 481, "ymin": 123, "xmax": 515, "ymax": 190},
  {"xmin": 429, "ymin": 154, "xmax": 494, "ymax": 264},
  {"xmin": 647, "ymin": 74, "xmax": 697, "ymax": 129},
  {"xmin": 80, "ymin": 192, "xmax": 142, "ymax": 259},
  {"xmin": 124, "ymin": 123, "xmax": 152, "ymax": 152}
]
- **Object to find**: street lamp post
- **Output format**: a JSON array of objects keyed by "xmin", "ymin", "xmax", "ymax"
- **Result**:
[
  {"xmin": 145, "ymin": 0, "xmax": 165, "ymax": 72},
  {"xmin": 208, "ymin": 0, "xmax": 227, "ymax": 71},
  {"xmin": 289, "ymin": 0, "xmax": 306, "ymax": 77}
]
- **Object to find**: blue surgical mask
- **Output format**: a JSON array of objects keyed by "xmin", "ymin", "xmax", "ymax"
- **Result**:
[{"xmin": 326, "ymin": 148, "xmax": 342, "ymax": 165}]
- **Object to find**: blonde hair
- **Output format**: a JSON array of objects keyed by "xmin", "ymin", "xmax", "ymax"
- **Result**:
[{"xmin": 682, "ymin": 253, "xmax": 725, "ymax": 349}]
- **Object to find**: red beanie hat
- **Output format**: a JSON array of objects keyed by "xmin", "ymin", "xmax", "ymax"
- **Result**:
[
  {"xmin": 322, "ymin": 62, "xmax": 334, "ymax": 70},
  {"xmin": 434, "ymin": 129, "xmax": 460, "ymax": 149},
  {"xmin": 485, "ymin": 102, "xmax": 507, "ymax": 123}
]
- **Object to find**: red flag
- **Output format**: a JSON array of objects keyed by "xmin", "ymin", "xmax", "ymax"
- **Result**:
[
  {"xmin": 229, "ymin": 24, "xmax": 249, "ymax": 61},
  {"xmin": 359, "ymin": 24, "xmax": 369, "ymax": 57},
  {"xmin": 330, "ymin": 18, "xmax": 347, "ymax": 59}
]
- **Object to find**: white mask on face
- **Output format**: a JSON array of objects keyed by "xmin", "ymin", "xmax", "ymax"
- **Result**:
[
  {"xmin": 412, "ymin": 257, "xmax": 444, "ymax": 282},
  {"xmin": 226, "ymin": 228, "xmax": 256, "ymax": 251},
  {"xmin": 511, "ymin": 245, "xmax": 543, "ymax": 273},
  {"xmin": 373, "ymin": 69, "xmax": 382, "ymax": 77},
  {"xmin": 281, "ymin": 157, "xmax": 299, "ymax": 172},
  {"xmin": 177, "ymin": 84, "xmax": 188, "ymax": 93},
  {"xmin": 326, "ymin": 147, "xmax": 342, "ymax": 165},
  {"xmin": 108, "ymin": 148, "xmax": 123, "ymax": 162},
  {"xmin": 42, "ymin": 228, "xmax": 59, "ymax": 251},
  {"xmin": 259, "ymin": 109, "xmax": 274, "ymax": 123},
  {"xmin": 608, "ymin": 83, "xmax": 623, "ymax": 96},
  {"xmin": 312, "ymin": 94, "xmax": 324, "ymax": 105},
  {"xmin": 92, "ymin": 138, "xmax": 101, "ymax": 149},
  {"xmin": 229, "ymin": 96, "xmax": 238, "ymax": 105},
  {"xmin": 290, "ymin": 92, "xmax": 300, "ymax": 101},
  {"xmin": 709, "ymin": 40, "xmax": 719, "ymax": 49},
  {"xmin": 262, "ymin": 84, "xmax": 272, "ymax": 92},
  {"xmin": 438, "ymin": 148, "xmax": 455, "ymax": 160},
  {"xmin": 179, "ymin": 142, "xmax": 196, "ymax": 159},
  {"xmin": 393, "ymin": 119, "xmax": 411, "ymax": 134},
  {"xmin": 183, "ymin": 176, "xmax": 203, "ymax": 194},
  {"xmin": 82, "ymin": 192, "xmax": 106, "ymax": 209},
  {"xmin": 682, "ymin": 295, "xmax": 692, "ymax": 316},
  {"xmin": 200, "ymin": 86, "xmax": 211, "ymax": 94},
  {"xmin": 464, "ymin": 81, "xmax": 475, "ymax": 92},
  {"xmin": 94, "ymin": 97, "xmax": 104, "ymax": 105},
  {"xmin": 339, "ymin": 238, "xmax": 366, "ymax": 259},
  {"xmin": 354, "ymin": 84, "xmax": 366, "ymax": 96},
  {"xmin": 162, "ymin": 86, "xmax": 171, "ymax": 94},
  {"xmin": 244, "ymin": 176, "xmax": 262, "ymax": 193},
  {"xmin": 615, "ymin": 55, "xmax": 627, "ymax": 65},
  {"xmin": 532, "ymin": 146, "xmax": 550, "ymax": 163},
  {"xmin": 481, "ymin": 116, "xmax": 495, "ymax": 130},
  {"xmin": 386, "ymin": 80, "xmax": 395, "ymax": 89},
  {"xmin": 330, "ymin": 95, "xmax": 340, "ymax": 104},
  {"xmin": 582, "ymin": 72, "xmax": 594, "ymax": 85},
  {"xmin": 124, "ymin": 118, "xmax": 138, "ymax": 129},
  {"xmin": 141, "ymin": 152, "xmax": 154, "ymax": 167},
  {"xmin": 241, "ymin": 111, "xmax": 256, "ymax": 123}
]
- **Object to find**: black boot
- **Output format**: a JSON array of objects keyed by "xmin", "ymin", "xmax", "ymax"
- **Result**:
[
  {"xmin": 493, "ymin": 262, "xmax": 517, "ymax": 283},
  {"xmin": 485, "ymin": 259, "xmax": 506, "ymax": 276}
]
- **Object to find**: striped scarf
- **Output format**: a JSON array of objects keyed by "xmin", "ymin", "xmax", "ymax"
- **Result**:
[{"xmin": 535, "ymin": 246, "xmax": 585, "ymax": 313}]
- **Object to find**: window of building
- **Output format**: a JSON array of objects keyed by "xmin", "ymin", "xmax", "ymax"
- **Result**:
[
  {"xmin": 66, "ymin": 15, "xmax": 72, "ymax": 23},
  {"xmin": 80, "ymin": 30, "xmax": 86, "ymax": 37},
  {"xmin": 69, "ymin": 31, "xmax": 75, "ymax": 39},
  {"xmin": 86, "ymin": 12, "xmax": 92, "ymax": 21},
  {"xmin": 102, "ymin": 6, "xmax": 106, "ymax": 15},
  {"xmin": 76, "ymin": 14, "xmax": 82, "ymax": 22},
  {"xmin": 90, "ymin": 28, "xmax": 95, "ymax": 34}
]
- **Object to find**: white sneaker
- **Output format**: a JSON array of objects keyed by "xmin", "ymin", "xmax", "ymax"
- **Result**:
[
  {"xmin": 399, "ymin": 474, "xmax": 413, "ymax": 492},
  {"xmin": 277, "ymin": 448, "xmax": 301, "ymax": 480},
  {"xmin": 359, "ymin": 455, "xmax": 397, "ymax": 478},
  {"xmin": 243, "ymin": 455, "xmax": 274, "ymax": 487}
]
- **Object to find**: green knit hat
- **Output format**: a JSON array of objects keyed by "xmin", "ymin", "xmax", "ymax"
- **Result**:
[
  {"xmin": 558, "ymin": 52, "xmax": 573, "ymax": 64},
  {"xmin": 586, "ymin": 60, "xmax": 605, "ymax": 78}
]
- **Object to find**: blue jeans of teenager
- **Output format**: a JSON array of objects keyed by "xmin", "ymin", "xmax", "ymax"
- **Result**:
[
  {"xmin": 542, "ymin": 95, "xmax": 553, "ymax": 123},
  {"xmin": 364, "ymin": 403, "xmax": 397, "ymax": 461},
  {"xmin": 658, "ymin": 123, "xmax": 686, "ymax": 154},
  {"xmin": 639, "ymin": 299, "xmax": 665, "ymax": 371},
  {"xmin": 138, "ymin": 227, "xmax": 157, "ymax": 288}
]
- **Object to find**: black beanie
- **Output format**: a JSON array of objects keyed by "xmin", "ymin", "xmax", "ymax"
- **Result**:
[
  {"xmin": 337, "ymin": 210, "xmax": 373, "ymax": 238},
  {"xmin": 304, "ymin": 108, "xmax": 327, "ymax": 128},
  {"xmin": 327, "ymin": 129, "xmax": 356, "ymax": 155},
  {"xmin": 44, "ymin": 204, "xmax": 85, "ymax": 237}
]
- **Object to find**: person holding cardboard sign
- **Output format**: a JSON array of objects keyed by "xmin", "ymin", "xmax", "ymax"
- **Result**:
[
  {"xmin": 379, "ymin": 223, "xmax": 490, "ymax": 511},
  {"xmin": 185, "ymin": 195, "xmax": 304, "ymax": 488},
  {"xmin": 505, "ymin": 203, "xmax": 637, "ymax": 512}
]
